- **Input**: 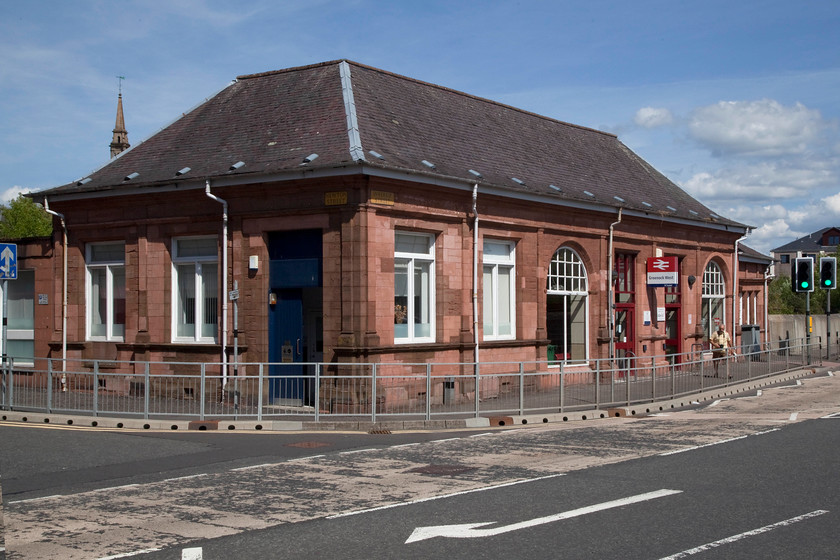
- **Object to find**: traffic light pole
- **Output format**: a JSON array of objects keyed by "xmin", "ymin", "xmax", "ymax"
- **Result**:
[
  {"xmin": 827, "ymin": 294, "xmax": 831, "ymax": 360},
  {"xmin": 806, "ymin": 292, "xmax": 811, "ymax": 365}
]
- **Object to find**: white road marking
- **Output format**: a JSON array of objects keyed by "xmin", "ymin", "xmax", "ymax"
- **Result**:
[
  {"xmin": 406, "ymin": 488, "xmax": 682, "ymax": 543},
  {"xmin": 339, "ymin": 448, "xmax": 377, "ymax": 455},
  {"xmin": 789, "ymin": 412, "xmax": 799, "ymax": 421},
  {"xmin": 660, "ymin": 428, "xmax": 780, "ymax": 456},
  {"xmin": 657, "ymin": 510, "xmax": 829, "ymax": 559},
  {"xmin": 182, "ymin": 547, "xmax": 203, "ymax": 560},
  {"xmin": 96, "ymin": 548, "xmax": 162, "ymax": 559},
  {"xmin": 329, "ymin": 473, "xmax": 567, "ymax": 519},
  {"xmin": 231, "ymin": 463, "xmax": 277, "ymax": 471},
  {"xmin": 9, "ymin": 494, "xmax": 63, "ymax": 505},
  {"xmin": 390, "ymin": 442, "xmax": 422, "ymax": 448}
]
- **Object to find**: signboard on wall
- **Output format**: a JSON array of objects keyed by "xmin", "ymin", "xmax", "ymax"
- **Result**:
[{"xmin": 646, "ymin": 256, "xmax": 678, "ymax": 287}]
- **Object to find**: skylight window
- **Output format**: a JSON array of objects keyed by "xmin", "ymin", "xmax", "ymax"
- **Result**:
[
  {"xmin": 642, "ymin": 201, "xmax": 652, "ymax": 208},
  {"xmin": 549, "ymin": 184, "xmax": 561, "ymax": 192},
  {"xmin": 230, "ymin": 161, "xmax": 245, "ymax": 171},
  {"xmin": 583, "ymin": 190, "xmax": 595, "ymax": 197},
  {"xmin": 368, "ymin": 150, "xmax": 384, "ymax": 160},
  {"xmin": 176, "ymin": 167, "xmax": 191, "ymax": 176},
  {"xmin": 614, "ymin": 196, "xmax": 625, "ymax": 203},
  {"xmin": 421, "ymin": 160, "xmax": 436, "ymax": 169},
  {"xmin": 124, "ymin": 172, "xmax": 139, "ymax": 181},
  {"xmin": 77, "ymin": 177, "xmax": 92, "ymax": 186},
  {"xmin": 468, "ymin": 169, "xmax": 483, "ymax": 178},
  {"xmin": 302, "ymin": 154, "xmax": 318, "ymax": 164},
  {"xmin": 511, "ymin": 177, "xmax": 525, "ymax": 185},
  {"xmin": 666, "ymin": 206, "xmax": 677, "ymax": 212}
]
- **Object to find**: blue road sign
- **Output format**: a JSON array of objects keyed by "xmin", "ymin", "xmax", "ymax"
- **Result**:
[{"xmin": 0, "ymin": 243, "xmax": 17, "ymax": 279}]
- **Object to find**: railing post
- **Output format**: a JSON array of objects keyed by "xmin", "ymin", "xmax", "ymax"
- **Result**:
[
  {"xmin": 46, "ymin": 358, "xmax": 53, "ymax": 412},
  {"xmin": 144, "ymin": 362, "xmax": 150, "ymax": 420},
  {"xmin": 595, "ymin": 358, "xmax": 600, "ymax": 409},
  {"xmin": 93, "ymin": 360, "xmax": 99, "ymax": 417},
  {"xmin": 258, "ymin": 363, "xmax": 264, "ymax": 422},
  {"xmin": 625, "ymin": 359, "xmax": 631, "ymax": 406},
  {"xmin": 200, "ymin": 363, "xmax": 206, "ymax": 421},
  {"xmin": 426, "ymin": 363, "xmax": 432, "ymax": 421},
  {"xmin": 371, "ymin": 363, "xmax": 377, "ymax": 424},
  {"xmin": 314, "ymin": 363, "xmax": 320, "ymax": 423},
  {"xmin": 474, "ymin": 362, "xmax": 480, "ymax": 419},
  {"xmin": 560, "ymin": 364, "xmax": 565, "ymax": 412},
  {"xmin": 651, "ymin": 357, "xmax": 656, "ymax": 401},
  {"xmin": 519, "ymin": 362, "xmax": 524, "ymax": 416}
]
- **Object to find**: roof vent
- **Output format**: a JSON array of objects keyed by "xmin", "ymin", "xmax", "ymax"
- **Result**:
[
  {"xmin": 175, "ymin": 167, "xmax": 191, "ymax": 176},
  {"xmin": 583, "ymin": 190, "xmax": 595, "ymax": 197},
  {"xmin": 124, "ymin": 172, "xmax": 140, "ymax": 181},
  {"xmin": 468, "ymin": 169, "xmax": 483, "ymax": 178},
  {"xmin": 511, "ymin": 177, "xmax": 525, "ymax": 185},
  {"xmin": 614, "ymin": 196, "xmax": 625, "ymax": 203},
  {"xmin": 368, "ymin": 150, "xmax": 384, "ymax": 160},
  {"xmin": 302, "ymin": 154, "xmax": 318, "ymax": 164},
  {"xmin": 421, "ymin": 160, "xmax": 436, "ymax": 169},
  {"xmin": 642, "ymin": 201, "xmax": 653, "ymax": 208},
  {"xmin": 689, "ymin": 210, "xmax": 699, "ymax": 216},
  {"xmin": 230, "ymin": 161, "xmax": 245, "ymax": 171},
  {"xmin": 76, "ymin": 177, "xmax": 92, "ymax": 186},
  {"xmin": 666, "ymin": 206, "xmax": 677, "ymax": 212},
  {"xmin": 549, "ymin": 184, "xmax": 561, "ymax": 192}
]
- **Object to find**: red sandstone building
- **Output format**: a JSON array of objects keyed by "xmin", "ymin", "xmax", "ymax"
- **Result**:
[{"xmin": 22, "ymin": 60, "xmax": 768, "ymax": 404}]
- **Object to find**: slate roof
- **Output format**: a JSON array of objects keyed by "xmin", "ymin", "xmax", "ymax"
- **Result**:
[
  {"xmin": 772, "ymin": 227, "xmax": 840, "ymax": 254},
  {"xmin": 40, "ymin": 60, "xmax": 744, "ymax": 231},
  {"xmin": 738, "ymin": 243, "xmax": 772, "ymax": 264}
]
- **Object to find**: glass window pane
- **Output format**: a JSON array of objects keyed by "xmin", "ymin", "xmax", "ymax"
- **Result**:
[
  {"xmin": 7, "ymin": 270, "xmax": 34, "ymax": 330},
  {"xmin": 414, "ymin": 261, "xmax": 431, "ymax": 338},
  {"xmin": 177, "ymin": 263, "xmax": 196, "ymax": 338},
  {"xmin": 113, "ymin": 267, "xmax": 126, "ymax": 337},
  {"xmin": 90, "ymin": 268, "xmax": 107, "ymax": 337},
  {"xmin": 201, "ymin": 263, "xmax": 218, "ymax": 338},
  {"xmin": 498, "ymin": 267, "xmax": 512, "ymax": 336},
  {"xmin": 6, "ymin": 340, "xmax": 33, "ymax": 363},
  {"xmin": 394, "ymin": 259, "xmax": 409, "ymax": 338},
  {"xmin": 395, "ymin": 233, "xmax": 430, "ymax": 255},
  {"xmin": 90, "ymin": 243, "xmax": 125, "ymax": 263},
  {"xmin": 176, "ymin": 238, "xmax": 217, "ymax": 259},
  {"xmin": 482, "ymin": 265, "xmax": 494, "ymax": 334}
]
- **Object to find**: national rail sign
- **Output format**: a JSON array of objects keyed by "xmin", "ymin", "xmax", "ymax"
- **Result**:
[
  {"xmin": 0, "ymin": 243, "xmax": 17, "ymax": 280},
  {"xmin": 646, "ymin": 256, "xmax": 678, "ymax": 287}
]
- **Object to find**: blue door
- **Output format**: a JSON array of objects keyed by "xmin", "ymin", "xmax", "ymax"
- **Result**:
[
  {"xmin": 268, "ymin": 230, "xmax": 322, "ymax": 405},
  {"xmin": 268, "ymin": 289, "xmax": 305, "ymax": 403}
]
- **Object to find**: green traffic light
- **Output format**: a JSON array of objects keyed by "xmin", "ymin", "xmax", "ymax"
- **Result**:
[
  {"xmin": 802, "ymin": 281, "xmax": 810, "ymax": 289},
  {"xmin": 828, "ymin": 279, "xmax": 833, "ymax": 286}
]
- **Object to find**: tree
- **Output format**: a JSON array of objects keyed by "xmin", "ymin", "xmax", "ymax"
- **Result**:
[{"xmin": 0, "ymin": 195, "xmax": 53, "ymax": 239}]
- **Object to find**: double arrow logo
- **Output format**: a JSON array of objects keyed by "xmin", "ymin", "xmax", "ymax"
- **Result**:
[{"xmin": 651, "ymin": 258, "xmax": 670, "ymax": 271}]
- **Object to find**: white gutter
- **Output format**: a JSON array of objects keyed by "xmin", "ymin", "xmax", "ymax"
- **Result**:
[
  {"xmin": 205, "ymin": 180, "xmax": 229, "ymax": 387},
  {"xmin": 472, "ymin": 184, "xmax": 480, "ymax": 369},
  {"xmin": 733, "ymin": 233, "xmax": 750, "ymax": 346},
  {"xmin": 607, "ymin": 208, "xmax": 622, "ymax": 361},
  {"xmin": 43, "ymin": 198, "xmax": 68, "ymax": 386}
]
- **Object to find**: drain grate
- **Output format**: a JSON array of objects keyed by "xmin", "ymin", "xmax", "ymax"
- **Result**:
[
  {"xmin": 286, "ymin": 441, "xmax": 331, "ymax": 449},
  {"xmin": 408, "ymin": 464, "xmax": 477, "ymax": 476}
]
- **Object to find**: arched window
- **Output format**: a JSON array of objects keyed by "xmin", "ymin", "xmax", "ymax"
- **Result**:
[
  {"xmin": 546, "ymin": 248, "xmax": 588, "ymax": 363},
  {"xmin": 701, "ymin": 261, "xmax": 726, "ymax": 339}
]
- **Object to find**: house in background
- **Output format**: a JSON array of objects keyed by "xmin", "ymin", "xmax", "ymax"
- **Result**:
[
  {"xmin": 771, "ymin": 227, "xmax": 840, "ymax": 277},
  {"xmin": 25, "ymin": 60, "xmax": 759, "ymax": 408}
]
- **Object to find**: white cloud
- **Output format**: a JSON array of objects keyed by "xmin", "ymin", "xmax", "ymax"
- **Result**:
[
  {"xmin": 822, "ymin": 191, "xmax": 840, "ymax": 214},
  {"xmin": 688, "ymin": 99, "xmax": 825, "ymax": 157},
  {"xmin": 634, "ymin": 106, "xmax": 673, "ymax": 128},
  {"xmin": 0, "ymin": 185, "xmax": 31, "ymax": 205},
  {"xmin": 681, "ymin": 161, "xmax": 833, "ymax": 203}
]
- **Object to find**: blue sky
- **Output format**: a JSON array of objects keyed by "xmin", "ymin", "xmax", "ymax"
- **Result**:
[{"xmin": 2, "ymin": 0, "xmax": 839, "ymax": 255}]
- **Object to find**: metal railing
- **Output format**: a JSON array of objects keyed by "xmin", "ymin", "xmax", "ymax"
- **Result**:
[{"xmin": 0, "ymin": 337, "xmax": 828, "ymax": 423}]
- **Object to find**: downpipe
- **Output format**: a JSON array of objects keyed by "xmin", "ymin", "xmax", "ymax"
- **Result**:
[
  {"xmin": 43, "ymin": 198, "xmax": 68, "ymax": 391},
  {"xmin": 205, "ymin": 180, "xmax": 229, "ymax": 390}
]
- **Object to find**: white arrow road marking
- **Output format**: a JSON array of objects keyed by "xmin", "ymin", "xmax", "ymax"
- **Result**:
[{"xmin": 405, "ymin": 488, "xmax": 682, "ymax": 543}]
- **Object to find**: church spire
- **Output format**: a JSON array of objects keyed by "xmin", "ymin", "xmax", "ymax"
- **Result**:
[{"xmin": 110, "ymin": 77, "xmax": 129, "ymax": 158}]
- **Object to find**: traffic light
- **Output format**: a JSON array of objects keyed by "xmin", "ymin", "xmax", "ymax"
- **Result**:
[
  {"xmin": 820, "ymin": 257, "xmax": 836, "ymax": 290},
  {"xmin": 793, "ymin": 257, "xmax": 814, "ymax": 293}
]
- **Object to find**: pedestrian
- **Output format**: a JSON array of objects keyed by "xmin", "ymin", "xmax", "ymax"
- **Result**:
[{"xmin": 710, "ymin": 323, "xmax": 731, "ymax": 377}]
